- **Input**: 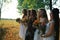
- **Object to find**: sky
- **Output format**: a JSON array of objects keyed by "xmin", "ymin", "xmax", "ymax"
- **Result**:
[
  {"xmin": 1, "ymin": 0, "xmax": 60, "ymax": 20},
  {"xmin": 1, "ymin": 0, "xmax": 23, "ymax": 19}
]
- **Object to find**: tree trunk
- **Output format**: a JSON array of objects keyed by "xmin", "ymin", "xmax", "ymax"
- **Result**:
[{"xmin": 50, "ymin": 0, "xmax": 52, "ymax": 10}]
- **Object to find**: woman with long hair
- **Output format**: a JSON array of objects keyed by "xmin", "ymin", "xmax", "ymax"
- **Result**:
[
  {"xmin": 25, "ymin": 9, "xmax": 37, "ymax": 40},
  {"xmin": 50, "ymin": 8, "xmax": 59, "ymax": 40},
  {"xmin": 34, "ymin": 8, "xmax": 48, "ymax": 40},
  {"xmin": 41, "ymin": 8, "xmax": 59, "ymax": 40},
  {"xmin": 19, "ymin": 9, "xmax": 28, "ymax": 40}
]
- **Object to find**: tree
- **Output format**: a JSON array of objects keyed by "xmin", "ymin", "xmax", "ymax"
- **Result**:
[
  {"xmin": 17, "ymin": 0, "xmax": 46, "ymax": 14},
  {"xmin": 17, "ymin": 0, "xmax": 57, "ymax": 14}
]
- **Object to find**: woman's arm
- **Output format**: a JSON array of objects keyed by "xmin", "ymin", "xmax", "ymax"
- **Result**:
[
  {"xmin": 41, "ymin": 22, "xmax": 54, "ymax": 37},
  {"xmin": 46, "ymin": 22, "xmax": 54, "ymax": 37}
]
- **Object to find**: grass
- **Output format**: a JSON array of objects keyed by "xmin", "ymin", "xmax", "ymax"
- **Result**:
[
  {"xmin": 0, "ymin": 19, "xmax": 60, "ymax": 40},
  {"xmin": 0, "ymin": 20, "xmax": 21, "ymax": 40}
]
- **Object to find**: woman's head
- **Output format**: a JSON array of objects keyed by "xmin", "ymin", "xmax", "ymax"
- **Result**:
[
  {"xmin": 38, "ymin": 8, "xmax": 47, "ymax": 18},
  {"xmin": 22, "ymin": 9, "xmax": 27, "ymax": 18},
  {"xmin": 30, "ymin": 9, "xmax": 37, "ymax": 17},
  {"xmin": 50, "ymin": 8, "xmax": 59, "ymax": 20},
  {"xmin": 22, "ymin": 9, "xmax": 27, "ymax": 16},
  {"xmin": 38, "ymin": 8, "xmax": 48, "ymax": 23}
]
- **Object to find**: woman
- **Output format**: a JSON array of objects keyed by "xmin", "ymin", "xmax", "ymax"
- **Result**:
[
  {"xmin": 25, "ymin": 9, "xmax": 37, "ymax": 40},
  {"xmin": 25, "ymin": 10, "xmax": 31, "ymax": 40},
  {"xmin": 51, "ymin": 8, "xmax": 59, "ymax": 40},
  {"xmin": 16, "ymin": 18, "xmax": 26, "ymax": 40},
  {"xmin": 34, "ymin": 9, "xmax": 48, "ymax": 40},
  {"xmin": 41, "ymin": 8, "xmax": 59, "ymax": 40},
  {"xmin": 19, "ymin": 9, "xmax": 28, "ymax": 40}
]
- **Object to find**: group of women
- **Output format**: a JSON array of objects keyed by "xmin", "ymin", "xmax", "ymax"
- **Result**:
[{"xmin": 16, "ymin": 8, "xmax": 59, "ymax": 40}]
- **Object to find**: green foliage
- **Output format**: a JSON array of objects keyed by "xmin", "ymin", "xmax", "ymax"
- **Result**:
[
  {"xmin": 17, "ymin": 0, "xmax": 45, "ymax": 14},
  {"xmin": 17, "ymin": 0, "xmax": 57, "ymax": 14}
]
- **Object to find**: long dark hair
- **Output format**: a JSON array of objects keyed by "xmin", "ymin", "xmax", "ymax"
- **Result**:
[
  {"xmin": 39, "ymin": 9, "xmax": 48, "ymax": 23},
  {"xmin": 51, "ymin": 8, "xmax": 59, "ymax": 40},
  {"xmin": 40, "ymin": 9, "xmax": 48, "ymax": 18},
  {"xmin": 51, "ymin": 8, "xmax": 59, "ymax": 30},
  {"xmin": 38, "ymin": 9, "xmax": 48, "ymax": 34},
  {"xmin": 22, "ymin": 9, "xmax": 27, "ymax": 18},
  {"xmin": 51, "ymin": 8, "xmax": 59, "ymax": 21},
  {"xmin": 31, "ymin": 9, "xmax": 37, "ymax": 17}
]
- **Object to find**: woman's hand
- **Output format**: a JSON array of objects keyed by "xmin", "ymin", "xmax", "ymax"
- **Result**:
[{"xmin": 41, "ymin": 34, "xmax": 46, "ymax": 38}]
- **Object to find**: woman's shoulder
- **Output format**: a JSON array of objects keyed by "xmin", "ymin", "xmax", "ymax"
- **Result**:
[
  {"xmin": 47, "ymin": 20, "xmax": 54, "ymax": 25},
  {"xmin": 46, "ymin": 20, "xmax": 54, "ymax": 28},
  {"xmin": 49, "ymin": 20, "xmax": 54, "ymax": 24}
]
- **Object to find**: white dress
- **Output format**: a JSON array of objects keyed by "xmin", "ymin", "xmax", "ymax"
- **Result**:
[
  {"xmin": 34, "ymin": 18, "xmax": 46, "ymax": 40},
  {"xmin": 19, "ymin": 23, "xmax": 27, "ymax": 40},
  {"xmin": 34, "ymin": 29, "xmax": 43, "ymax": 40},
  {"xmin": 43, "ymin": 20, "xmax": 55, "ymax": 40}
]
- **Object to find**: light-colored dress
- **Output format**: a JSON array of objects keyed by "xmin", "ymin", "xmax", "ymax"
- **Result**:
[
  {"xmin": 34, "ymin": 29, "xmax": 40, "ymax": 40},
  {"xmin": 34, "ymin": 18, "xmax": 46, "ymax": 40},
  {"xmin": 34, "ymin": 29, "xmax": 43, "ymax": 40},
  {"xmin": 43, "ymin": 20, "xmax": 55, "ymax": 40},
  {"xmin": 19, "ymin": 23, "xmax": 27, "ymax": 40}
]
